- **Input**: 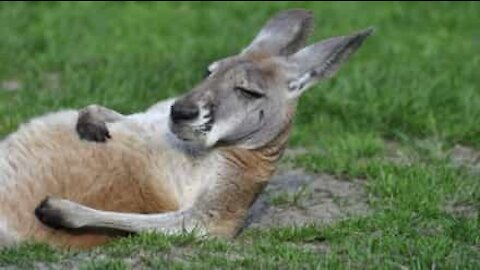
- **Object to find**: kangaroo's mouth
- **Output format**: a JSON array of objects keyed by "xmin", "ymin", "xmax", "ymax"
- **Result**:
[
  {"xmin": 169, "ymin": 122, "xmax": 213, "ymax": 142},
  {"xmin": 168, "ymin": 105, "xmax": 214, "ymax": 143}
]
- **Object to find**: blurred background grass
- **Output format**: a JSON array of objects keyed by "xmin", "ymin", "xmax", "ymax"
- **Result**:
[{"xmin": 0, "ymin": 2, "xmax": 478, "ymax": 148}]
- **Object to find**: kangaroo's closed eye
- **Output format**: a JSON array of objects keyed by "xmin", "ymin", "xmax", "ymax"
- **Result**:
[{"xmin": 234, "ymin": 86, "xmax": 265, "ymax": 99}]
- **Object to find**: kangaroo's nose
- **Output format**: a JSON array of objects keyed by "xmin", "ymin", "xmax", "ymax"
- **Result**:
[{"xmin": 170, "ymin": 100, "xmax": 199, "ymax": 123}]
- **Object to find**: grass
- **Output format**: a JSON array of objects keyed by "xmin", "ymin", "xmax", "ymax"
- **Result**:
[
  {"xmin": 268, "ymin": 184, "xmax": 311, "ymax": 208},
  {"xmin": 1, "ymin": 1, "xmax": 479, "ymax": 269}
]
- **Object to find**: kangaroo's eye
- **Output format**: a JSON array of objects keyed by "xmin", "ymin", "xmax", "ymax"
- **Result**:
[{"xmin": 234, "ymin": 86, "xmax": 265, "ymax": 100}]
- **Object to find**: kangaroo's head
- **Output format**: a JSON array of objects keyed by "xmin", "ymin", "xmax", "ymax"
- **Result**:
[{"xmin": 169, "ymin": 9, "xmax": 373, "ymax": 149}]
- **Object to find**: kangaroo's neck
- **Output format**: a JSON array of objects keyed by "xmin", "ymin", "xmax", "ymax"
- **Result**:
[
  {"xmin": 219, "ymin": 122, "xmax": 292, "ymax": 183},
  {"xmin": 218, "ymin": 103, "xmax": 296, "ymax": 183},
  {"xmin": 197, "ymin": 121, "xmax": 292, "ymax": 236}
]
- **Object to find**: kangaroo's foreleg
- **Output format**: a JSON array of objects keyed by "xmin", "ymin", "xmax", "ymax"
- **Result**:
[
  {"xmin": 34, "ymin": 197, "xmax": 208, "ymax": 235},
  {"xmin": 76, "ymin": 105, "xmax": 125, "ymax": 142}
]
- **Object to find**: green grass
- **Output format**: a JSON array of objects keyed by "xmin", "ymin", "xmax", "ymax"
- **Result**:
[{"xmin": 1, "ymin": 1, "xmax": 479, "ymax": 269}]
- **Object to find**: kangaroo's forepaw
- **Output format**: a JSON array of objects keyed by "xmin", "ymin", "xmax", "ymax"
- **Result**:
[
  {"xmin": 76, "ymin": 110, "xmax": 111, "ymax": 143},
  {"xmin": 34, "ymin": 197, "xmax": 81, "ymax": 230}
]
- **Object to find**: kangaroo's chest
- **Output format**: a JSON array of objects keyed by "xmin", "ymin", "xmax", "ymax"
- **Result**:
[{"xmin": 145, "ymin": 149, "xmax": 224, "ymax": 211}]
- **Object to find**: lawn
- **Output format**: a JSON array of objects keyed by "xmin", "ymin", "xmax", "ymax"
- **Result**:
[{"xmin": 0, "ymin": 1, "xmax": 479, "ymax": 269}]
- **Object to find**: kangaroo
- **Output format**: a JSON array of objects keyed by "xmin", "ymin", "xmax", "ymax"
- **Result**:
[{"xmin": 0, "ymin": 9, "xmax": 372, "ymax": 249}]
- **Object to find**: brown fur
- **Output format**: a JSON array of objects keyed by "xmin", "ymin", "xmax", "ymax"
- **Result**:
[
  {"xmin": 0, "ymin": 110, "xmax": 291, "ymax": 248},
  {"xmin": 206, "ymin": 117, "xmax": 293, "ymax": 236},
  {"xmin": 0, "ymin": 114, "xmax": 178, "ymax": 248}
]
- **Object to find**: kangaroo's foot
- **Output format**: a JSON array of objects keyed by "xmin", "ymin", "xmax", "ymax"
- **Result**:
[{"xmin": 34, "ymin": 197, "xmax": 87, "ymax": 230}]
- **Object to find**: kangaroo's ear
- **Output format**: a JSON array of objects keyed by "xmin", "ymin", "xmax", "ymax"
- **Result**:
[
  {"xmin": 206, "ymin": 9, "xmax": 314, "ymax": 76},
  {"xmin": 242, "ymin": 9, "xmax": 314, "ymax": 56},
  {"xmin": 286, "ymin": 27, "xmax": 374, "ymax": 99}
]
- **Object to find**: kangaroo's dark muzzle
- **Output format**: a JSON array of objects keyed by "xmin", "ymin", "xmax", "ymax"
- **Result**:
[{"xmin": 170, "ymin": 100, "xmax": 199, "ymax": 123}]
